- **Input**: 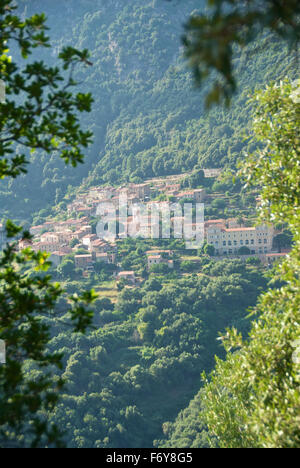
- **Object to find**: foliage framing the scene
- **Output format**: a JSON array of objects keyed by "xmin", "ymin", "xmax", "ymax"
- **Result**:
[
  {"xmin": 201, "ymin": 80, "xmax": 300, "ymax": 448},
  {"xmin": 183, "ymin": 0, "xmax": 300, "ymax": 106},
  {"xmin": 0, "ymin": 0, "xmax": 96, "ymax": 448}
]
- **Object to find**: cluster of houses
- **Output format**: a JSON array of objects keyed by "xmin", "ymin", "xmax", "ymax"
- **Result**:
[
  {"xmin": 67, "ymin": 183, "xmax": 152, "ymax": 217},
  {"xmin": 64, "ymin": 182, "xmax": 209, "ymax": 242},
  {"xmin": 7, "ymin": 177, "xmax": 288, "ymax": 278},
  {"xmin": 66, "ymin": 182, "xmax": 207, "ymax": 216},
  {"xmin": 10, "ymin": 181, "xmax": 207, "ymax": 278},
  {"xmin": 146, "ymin": 250, "xmax": 174, "ymax": 270},
  {"xmin": 113, "ymin": 251, "xmax": 174, "ymax": 286},
  {"xmin": 17, "ymin": 217, "xmax": 117, "ymax": 272}
]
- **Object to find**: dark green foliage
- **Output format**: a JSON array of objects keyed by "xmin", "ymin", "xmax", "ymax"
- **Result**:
[
  {"xmin": 201, "ymin": 80, "xmax": 300, "ymax": 448},
  {"xmin": 273, "ymin": 230, "xmax": 293, "ymax": 252},
  {"xmin": 1, "ymin": 0, "xmax": 298, "ymax": 449},
  {"xmin": 183, "ymin": 0, "xmax": 300, "ymax": 106},
  {"xmin": 44, "ymin": 259, "xmax": 268, "ymax": 448},
  {"xmin": 0, "ymin": 0, "xmax": 97, "ymax": 447},
  {"xmin": 0, "ymin": 0, "xmax": 296, "ymax": 221},
  {"xmin": 155, "ymin": 390, "xmax": 210, "ymax": 448},
  {"xmin": 0, "ymin": 223, "xmax": 97, "ymax": 447},
  {"xmin": 0, "ymin": 2, "xmax": 93, "ymax": 179},
  {"xmin": 237, "ymin": 246, "xmax": 251, "ymax": 255}
]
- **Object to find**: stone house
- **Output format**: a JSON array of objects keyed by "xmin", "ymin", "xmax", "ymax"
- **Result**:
[{"xmin": 117, "ymin": 271, "xmax": 136, "ymax": 284}]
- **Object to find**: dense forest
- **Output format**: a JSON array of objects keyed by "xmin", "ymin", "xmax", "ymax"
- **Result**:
[
  {"xmin": 0, "ymin": 0, "xmax": 295, "ymax": 223},
  {"xmin": 42, "ymin": 257, "xmax": 267, "ymax": 448}
]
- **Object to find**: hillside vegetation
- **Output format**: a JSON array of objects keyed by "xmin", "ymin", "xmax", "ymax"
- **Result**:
[
  {"xmin": 45, "ymin": 258, "xmax": 268, "ymax": 448},
  {"xmin": 0, "ymin": 0, "xmax": 294, "ymax": 223},
  {"xmin": 0, "ymin": 0, "xmax": 298, "ymax": 449}
]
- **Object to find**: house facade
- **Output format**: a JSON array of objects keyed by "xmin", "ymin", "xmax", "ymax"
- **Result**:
[
  {"xmin": 194, "ymin": 189, "xmax": 206, "ymax": 203},
  {"xmin": 147, "ymin": 255, "xmax": 174, "ymax": 269},
  {"xmin": 117, "ymin": 271, "xmax": 136, "ymax": 284},
  {"xmin": 50, "ymin": 252, "xmax": 68, "ymax": 267},
  {"xmin": 74, "ymin": 254, "xmax": 93, "ymax": 269},
  {"xmin": 147, "ymin": 250, "xmax": 174, "ymax": 269},
  {"xmin": 206, "ymin": 224, "xmax": 274, "ymax": 255}
]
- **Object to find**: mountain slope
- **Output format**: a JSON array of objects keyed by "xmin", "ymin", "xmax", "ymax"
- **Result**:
[{"xmin": 0, "ymin": 0, "xmax": 295, "ymax": 222}]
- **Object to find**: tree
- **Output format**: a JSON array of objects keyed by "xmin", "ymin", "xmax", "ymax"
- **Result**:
[
  {"xmin": 94, "ymin": 297, "xmax": 114, "ymax": 312},
  {"xmin": 204, "ymin": 243, "xmax": 216, "ymax": 257},
  {"xmin": 273, "ymin": 231, "xmax": 293, "ymax": 253},
  {"xmin": 0, "ymin": 0, "xmax": 97, "ymax": 447},
  {"xmin": 201, "ymin": 80, "xmax": 300, "ymax": 448},
  {"xmin": 0, "ymin": 3, "xmax": 93, "ymax": 178},
  {"xmin": 211, "ymin": 198, "xmax": 226, "ymax": 209},
  {"xmin": 70, "ymin": 238, "xmax": 80, "ymax": 248},
  {"xmin": 144, "ymin": 277, "xmax": 163, "ymax": 292},
  {"xmin": 237, "ymin": 246, "xmax": 250, "ymax": 256},
  {"xmin": 150, "ymin": 263, "xmax": 171, "ymax": 274},
  {"xmin": 58, "ymin": 258, "xmax": 76, "ymax": 279},
  {"xmin": 188, "ymin": 169, "xmax": 205, "ymax": 188},
  {"xmin": 182, "ymin": 0, "xmax": 300, "ymax": 106}
]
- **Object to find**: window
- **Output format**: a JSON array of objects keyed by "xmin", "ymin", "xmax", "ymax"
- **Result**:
[
  {"xmin": 223, "ymin": 241, "xmax": 226, "ymax": 246},
  {"xmin": 240, "ymin": 240, "xmax": 244, "ymax": 245},
  {"xmin": 245, "ymin": 240, "xmax": 249, "ymax": 245}
]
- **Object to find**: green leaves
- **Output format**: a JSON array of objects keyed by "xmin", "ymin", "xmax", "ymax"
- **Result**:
[
  {"xmin": 5, "ymin": 219, "xmax": 22, "ymax": 238},
  {"xmin": 0, "ymin": 2, "xmax": 50, "ymax": 60},
  {"xmin": 0, "ymin": 1, "xmax": 93, "ymax": 179},
  {"xmin": 0, "ymin": 225, "xmax": 97, "ymax": 446},
  {"xmin": 69, "ymin": 289, "xmax": 98, "ymax": 333},
  {"xmin": 58, "ymin": 47, "xmax": 93, "ymax": 69},
  {"xmin": 241, "ymin": 79, "xmax": 300, "ymax": 233},
  {"xmin": 201, "ymin": 80, "xmax": 300, "ymax": 448},
  {"xmin": 0, "ymin": 0, "xmax": 95, "ymax": 447},
  {"xmin": 183, "ymin": 0, "xmax": 300, "ymax": 107}
]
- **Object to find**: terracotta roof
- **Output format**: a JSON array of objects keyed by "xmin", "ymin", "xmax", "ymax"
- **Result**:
[
  {"xmin": 92, "ymin": 239, "xmax": 108, "ymax": 246},
  {"xmin": 225, "ymin": 227, "xmax": 255, "ymax": 232},
  {"xmin": 146, "ymin": 250, "xmax": 172, "ymax": 254},
  {"xmin": 177, "ymin": 191, "xmax": 195, "ymax": 197},
  {"xmin": 205, "ymin": 219, "xmax": 225, "ymax": 224}
]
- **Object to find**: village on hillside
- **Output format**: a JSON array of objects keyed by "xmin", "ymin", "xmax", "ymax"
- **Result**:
[{"xmin": 1, "ymin": 170, "xmax": 290, "ymax": 286}]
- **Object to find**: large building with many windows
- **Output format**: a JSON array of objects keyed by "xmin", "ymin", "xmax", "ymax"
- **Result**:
[{"xmin": 206, "ymin": 224, "xmax": 274, "ymax": 256}]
